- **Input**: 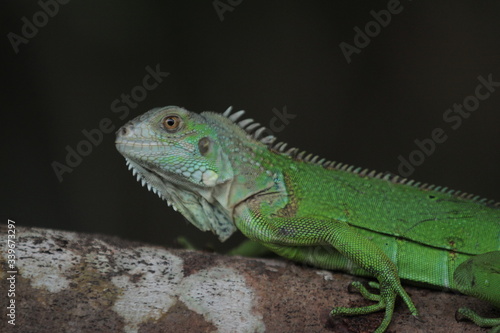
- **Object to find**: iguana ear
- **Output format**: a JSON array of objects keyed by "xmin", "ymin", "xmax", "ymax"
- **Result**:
[
  {"xmin": 196, "ymin": 136, "xmax": 234, "ymax": 186},
  {"xmin": 198, "ymin": 137, "xmax": 211, "ymax": 156}
]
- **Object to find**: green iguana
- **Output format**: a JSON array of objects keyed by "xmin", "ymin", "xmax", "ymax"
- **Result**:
[{"xmin": 115, "ymin": 106, "xmax": 500, "ymax": 332}]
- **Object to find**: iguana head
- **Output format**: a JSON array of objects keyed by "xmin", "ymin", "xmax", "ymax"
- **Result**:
[{"xmin": 115, "ymin": 105, "xmax": 278, "ymax": 241}]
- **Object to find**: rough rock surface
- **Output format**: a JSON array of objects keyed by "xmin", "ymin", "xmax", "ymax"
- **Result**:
[{"xmin": 0, "ymin": 226, "xmax": 494, "ymax": 332}]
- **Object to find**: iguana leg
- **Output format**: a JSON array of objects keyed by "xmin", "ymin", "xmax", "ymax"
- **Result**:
[
  {"xmin": 454, "ymin": 251, "xmax": 500, "ymax": 332},
  {"xmin": 175, "ymin": 236, "xmax": 198, "ymax": 250},
  {"xmin": 176, "ymin": 237, "xmax": 271, "ymax": 257},
  {"xmin": 227, "ymin": 239, "xmax": 272, "ymax": 257},
  {"xmin": 234, "ymin": 212, "xmax": 418, "ymax": 333}
]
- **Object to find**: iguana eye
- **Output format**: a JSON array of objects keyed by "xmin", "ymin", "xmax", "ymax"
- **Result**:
[{"xmin": 163, "ymin": 115, "xmax": 182, "ymax": 132}]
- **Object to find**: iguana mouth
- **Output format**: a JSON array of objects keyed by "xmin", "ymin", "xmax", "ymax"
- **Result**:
[{"xmin": 115, "ymin": 140, "xmax": 168, "ymax": 160}]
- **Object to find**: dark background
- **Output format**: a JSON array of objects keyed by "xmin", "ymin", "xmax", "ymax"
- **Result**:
[{"xmin": 3, "ymin": 0, "xmax": 500, "ymax": 251}]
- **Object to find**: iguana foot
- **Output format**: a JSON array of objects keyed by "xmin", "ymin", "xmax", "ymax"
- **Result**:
[
  {"xmin": 348, "ymin": 281, "xmax": 381, "ymax": 301},
  {"xmin": 175, "ymin": 236, "xmax": 198, "ymax": 250},
  {"xmin": 454, "ymin": 252, "xmax": 500, "ymax": 332},
  {"xmin": 330, "ymin": 279, "xmax": 418, "ymax": 333},
  {"xmin": 456, "ymin": 308, "xmax": 500, "ymax": 333}
]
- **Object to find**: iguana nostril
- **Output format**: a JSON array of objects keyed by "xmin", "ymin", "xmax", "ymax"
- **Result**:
[{"xmin": 118, "ymin": 123, "xmax": 134, "ymax": 137}]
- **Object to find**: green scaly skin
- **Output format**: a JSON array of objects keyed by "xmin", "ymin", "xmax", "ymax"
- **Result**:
[{"xmin": 115, "ymin": 106, "xmax": 500, "ymax": 332}]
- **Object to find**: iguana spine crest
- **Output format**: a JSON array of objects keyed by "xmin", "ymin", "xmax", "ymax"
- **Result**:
[{"xmin": 223, "ymin": 106, "xmax": 500, "ymax": 208}]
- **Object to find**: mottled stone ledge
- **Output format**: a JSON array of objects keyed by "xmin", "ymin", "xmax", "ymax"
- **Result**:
[{"xmin": 0, "ymin": 226, "xmax": 493, "ymax": 332}]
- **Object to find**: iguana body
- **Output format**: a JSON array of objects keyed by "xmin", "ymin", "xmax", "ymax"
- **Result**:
[{"xmin": 116, "ymin": 106, "xmax": 500, "ymax": 332}]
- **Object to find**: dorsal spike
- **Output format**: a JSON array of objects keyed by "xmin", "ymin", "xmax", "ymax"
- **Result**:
[
  {"xmin": 238, "ymin": 118, "xmax": 254, "ymax": 128},
  {"xmin": 260, "ymin": 135, "xmax": 276, "ymax": 144},
  {"xmin": 253, "ymin": 127, "xmax": 267, "ymax": 139},
  {"xmin": 273, "ymin": 142, "xmax": 284, "ymax": 150},
  {"xmin": 285, "ymin": 147, "xmax": 299, "ymax": 156},
  {"xmin": 228, "ymin": 110, "xmax": 245, "ymax": 122},
  {"xmin": 245, "ymin": 123, "xmax": 260, "ymax": 132},
  {"xmin": 222, "ymin": 106, "xmax": 233, "ymax": 117}
]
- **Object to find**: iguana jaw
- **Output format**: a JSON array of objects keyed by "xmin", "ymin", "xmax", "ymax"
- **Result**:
[{"xmin": 116, "ymin": 142, "xmax": 237, "ymax": 242}]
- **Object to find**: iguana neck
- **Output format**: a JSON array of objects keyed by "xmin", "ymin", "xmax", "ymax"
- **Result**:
[{"xmin": 199, "ymin": 112, "xmax": 284, "ymax": 209}]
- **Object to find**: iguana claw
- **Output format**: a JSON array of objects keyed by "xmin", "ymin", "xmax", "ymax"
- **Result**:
[{"xmin": 330, "ymin": 279, "xmax": 418, "ymax": 333}]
